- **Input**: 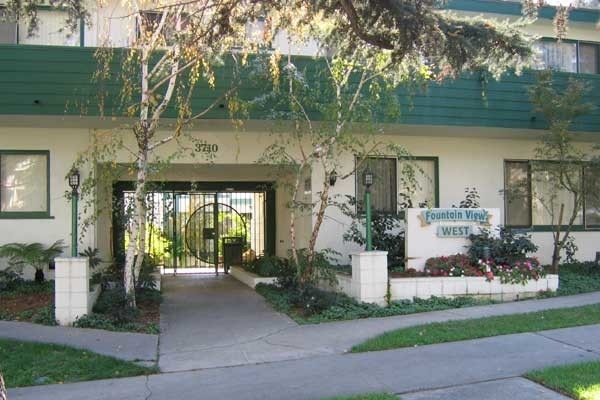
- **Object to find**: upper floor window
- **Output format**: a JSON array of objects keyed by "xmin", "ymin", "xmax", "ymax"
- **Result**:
[
  {"xmin": 534, "ymin": 40, "xmax": 599, "ymax": 74},
  {"xmin": 0, "ymin": 9, "xmax": 17, "ymax": 44},
  {"xmin": 0, "ymin": 151, "xmax": 50, "ymax": 218}
]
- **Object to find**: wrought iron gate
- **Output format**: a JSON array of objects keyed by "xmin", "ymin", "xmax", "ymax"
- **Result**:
[{"xmin": 115, "ymin": 182, "xmax": 273, "ymax": 274}]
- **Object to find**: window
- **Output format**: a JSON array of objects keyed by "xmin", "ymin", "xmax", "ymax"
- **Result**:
[
  {"xmin": 356, "ymin": 158, "xmax": 397, "ymax": 214},
  {"xmin": 0, "ymin": 151, "xmax": 50, "ymax": 218},
  {"xmin": 398, "ymin": 158, "xmax": 438, "ymax": 209},
  {"xmin": 504, "ymin": 161, "xmax": 532, "ymax": 227},
  {"xmin": 584, "ymin": 165, "xmax": 600, "ymax": 228},
  {"xmin": 356, "ymin": 156, "xmax": 438, "ymax": 214},
  {"xmin": 579, "ymin": 43, "xmax": 599, "ymax": 74},
  {"xmin": 504, "ymin": 160, "xmax": 598, "ymax": 229},
  {"xmin": 534, "ymin": 40, "xmax": 600, "ymax": 74},
  {"xmin": 0, "ymin": 9, "xmax": 17, "ymax": 44}
]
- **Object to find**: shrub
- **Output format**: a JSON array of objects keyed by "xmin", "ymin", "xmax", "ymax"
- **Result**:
[
  {"xmin": 424, "ymin": 254, "xmax": 483, "ymax": 277},
  {"xmin": 245, "ymin": 255, "xmax": 292, "ymax": 278},
  {"xmin": 31, "ymin": 305, "xmax": 57, "ymax": 326},
  {"xmin": 468, "ymin": 227, "xmax": 538, "ymax": 265},
  {"xmin": 0, "ymin": 270, "xmax": 24, "ymax": 292},
  {"xmin": 482, "ymin": 258, "xmax": 546, "ymax": 285},
  {"xmin": 344, "ymin": 210, "xmax": 405, "ymax": 270},
  {"xmin": 92, "ymin": 288, "xmax": 138, "ymax": 323}
]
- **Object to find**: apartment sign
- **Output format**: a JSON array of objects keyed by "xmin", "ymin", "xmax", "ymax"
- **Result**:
[
  {"xmin": 418, "ymin": 208, "xmax": 492, "ymax": 238},
  {"xmin": 405, "ymin": 208, "xmax": 501, "ymax": 270}
]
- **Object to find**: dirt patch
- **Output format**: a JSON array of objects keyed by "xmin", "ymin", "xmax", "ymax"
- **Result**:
[
  {"xmin": 134, "ymin": 300, "xmax": 160, "ymax": 331},
  {"xmin": 0, "ymin": 293, "xmax": 53, "ymax": 319}
]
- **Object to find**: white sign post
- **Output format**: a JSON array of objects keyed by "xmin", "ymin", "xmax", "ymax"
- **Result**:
[{"xmin": 405, "ymin": 208, "xmax": 501, "ymax": 271}]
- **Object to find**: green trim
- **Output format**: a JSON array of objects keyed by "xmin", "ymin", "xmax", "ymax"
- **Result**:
[
  {"xmin": 0, "ymin": 212, "xmax": 54, "ymax": 219},
  {"xmin": 445, "ymin": 0, "xmax": 600, "ymax": 24},
  {"xmin": 0, "ymin": 150, "xmax": 52, "ymax": 220},
  {"xmin": 530, "ymin": 225, "xmax": 599, "ymax": 232}
]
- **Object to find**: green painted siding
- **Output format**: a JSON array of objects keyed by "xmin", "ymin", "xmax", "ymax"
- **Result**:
[
  {"xmin": 0, "ymin": 45, "xmax": 599, "ymax": 132},
  {"xmin": 445, "ymin": 0, "xmax": 599, "ymax": 23}
]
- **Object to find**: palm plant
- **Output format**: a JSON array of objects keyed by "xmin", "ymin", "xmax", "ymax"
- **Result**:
[{"xmin": 0, "ymin": 240, "xmax": 65, "ymax": 283}]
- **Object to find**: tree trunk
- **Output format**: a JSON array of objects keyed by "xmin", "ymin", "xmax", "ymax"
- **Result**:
[
  {"xmin": 0, "ymin": 372, "xmax": 7, "ymax": 400},
  {"xmin": 551, "ymin": 203, "xmax": 565, "ymax": 273},
  {"xmin": 304, "ymin": 179, "xmax": 330, "ymax": 283},
  {"xmin": 123, "ymin": 147, "xmax": 148, "ymax": 309}
]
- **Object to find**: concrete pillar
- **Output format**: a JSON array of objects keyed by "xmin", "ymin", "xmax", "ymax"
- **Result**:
[
  {"xmin": 54, "ymin": 257, "xmax": 90, "ymax": 326},
  {"xmin": 350, "ymin": 251, "xmax": 388, "ymax": 306}
]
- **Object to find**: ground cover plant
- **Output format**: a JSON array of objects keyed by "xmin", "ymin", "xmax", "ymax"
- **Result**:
[
  {"xmin": 255, "ymin": 283, "xmax": 491, "ymax": 324},
  {"xmin": 527, "ymin": 361, "xmax": 600, "ymax": 400},
  {"xmin": 351, "ymin": 304, "xmax": 600, "ymax": 353},
  {"xmin": 554, "ymin": 262, "xmax": 600, "ymax": 296},
  {"xmin": 74, "ymin": 287, "xmax": 161, "ymax": 334},
  {"xmin": 0, "ymin": 339, "xmax": 156, "ymax": 388}
]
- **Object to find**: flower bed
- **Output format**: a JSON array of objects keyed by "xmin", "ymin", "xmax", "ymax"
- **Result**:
[{"xmin": 424, "ymin": 254, "xmax": 546, "ymax": 285}]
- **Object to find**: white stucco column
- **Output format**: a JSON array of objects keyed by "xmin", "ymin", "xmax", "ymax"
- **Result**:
[
  {"xmin": 54, "ymin": 257, "xmax": 90, "ymax": 326},
  {"xmin": 350, "ymin": 251, "xmax": 388, "ymax": 306}
]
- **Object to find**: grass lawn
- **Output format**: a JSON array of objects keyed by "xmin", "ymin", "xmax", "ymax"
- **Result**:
[
  {"xmin": 0, "ymin": 339, "xmax": 157, "ymax": 388},
  {"xmin": 527, "ymin": 361, "xmax": 600, "ymax": 400},
  {"xmin": 351, "ymin": 304, "xmax": 600, "ymax": 353},
  {"xmin": 321, "ymin": 394, "xmax": 399, "ymax": 400}
]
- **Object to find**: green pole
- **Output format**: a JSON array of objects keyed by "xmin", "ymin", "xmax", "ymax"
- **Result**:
[
  {"xmin": 71, "ymin": 193, "xmax": 78, "ymax": 257},
  {"xmin": 365, "ymin": 190, "xmax": 372, "ymax": 251}
]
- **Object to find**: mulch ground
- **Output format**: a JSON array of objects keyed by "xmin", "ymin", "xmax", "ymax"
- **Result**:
[{"xmin": 0, "ymin": 292, "xmax": 53, "ymax": 320}]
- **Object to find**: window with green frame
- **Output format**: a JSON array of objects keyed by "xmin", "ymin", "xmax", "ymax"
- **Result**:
[
  {"xmin": 504, "ymin": 160, "xmax": 600, "ymax": 230},
  {"xmin": 0, "ymin": 150, "xmax": 51, "ymax": 218},
  {"xmin": 356, "ymin": 156, "xmax": 439, "ymax": 214}
]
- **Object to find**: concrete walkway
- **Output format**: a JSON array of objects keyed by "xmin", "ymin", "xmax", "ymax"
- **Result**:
[
  {"xmin": 0, "ymin": 320, "xmax": 158, "ymax": 362},
  {"xmin": 156, "ymin": 276, "xmax": 600, "ymax": 371},
  {"xmin": 9, "ymin": 323, "xmax": 600, "ymax": 400}
]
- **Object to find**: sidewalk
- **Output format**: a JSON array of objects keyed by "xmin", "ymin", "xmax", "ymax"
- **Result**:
[
  {"xmin": 1, "ymin": 287, "xmax": 600, "ymax": 371},
  {"xmin": 157, "ymin": 285, "xmax": 600, "ymax": 371},
  {"xmin": 9, "ymin": 323, "xmax": 600, "ymax": 400},
  {"xmin": 0, "ymin": 321, "xmax": 158, "ymax": 362}
]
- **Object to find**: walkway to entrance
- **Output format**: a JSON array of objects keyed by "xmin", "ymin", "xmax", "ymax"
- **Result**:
[{"xmin": 159, "ymin": 274, "xmax": 299, "ymax": 372}]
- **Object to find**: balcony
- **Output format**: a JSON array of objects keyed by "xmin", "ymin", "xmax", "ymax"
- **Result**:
[{"xmin": 0, "ymin": 44, "xmax": 599, "ymax": 132}]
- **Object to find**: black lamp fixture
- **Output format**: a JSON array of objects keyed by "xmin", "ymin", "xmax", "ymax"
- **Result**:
[
  {"xmin": 68, "ymin": 169, "xmax": 80, "ymax": 194},
  {"xmin": 362, "ymin": 167, "xmax": 374, "ymax": 192},
  {"xmin": 329, "ymin": 170, "xmax": 338, "ymax": 186}
]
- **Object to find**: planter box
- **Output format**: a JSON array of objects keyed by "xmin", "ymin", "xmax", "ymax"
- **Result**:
[
  {"xmin": 230, "ymin": 266, "xmax": 276, "ymax": 289},
  {"xmin": 389, "ymin": 275, "xmax": 559, "ymax": 301}
]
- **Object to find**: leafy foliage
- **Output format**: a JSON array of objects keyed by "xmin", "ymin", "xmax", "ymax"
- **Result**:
[
  {"xmin": 256, "ymin": 283, "xmax": 490, "ymax": 324},
  {"xmin": 0, "ymin": 241, "xmax": 65, "ymax": 283},
  {"xmin": 453, "ymin": 187, "xmax": 481, "ymax": 208},
  {"xmin": 244, "ymin": 255, "xmax": 293, "ymax": 278},
  {"xmin": 79, "ymin": 247, "xmax": 102, "ymax": 270},
  {"xmin": 528, "ymin": 72, "xmax": 598, "ymax": 270},
  {"xmin": 342, "ymin": 196, "xmax": 406, "ymax": 270},
  {"xmin": 468, "ymin": 227, "xmax": 538, "ymax": 265},
  {"xmin": 555, "ymin": 262, "xmax": 600, "ymax": 296}
]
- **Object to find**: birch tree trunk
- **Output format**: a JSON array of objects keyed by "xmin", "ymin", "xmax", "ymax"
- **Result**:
[{"xmin": 0, "ymin": 372, "xmax": 7, "ymax": 400}]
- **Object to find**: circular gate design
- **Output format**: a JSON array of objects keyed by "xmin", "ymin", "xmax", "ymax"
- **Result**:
[{"xmin": 184, "ymin": 203, "xmax": 247, "ymax": 264}]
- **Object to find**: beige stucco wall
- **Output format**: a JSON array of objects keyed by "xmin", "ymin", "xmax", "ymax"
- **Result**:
[
  {"xmin": 313, "ymin": 129, "xmax": 600, "ymax": 265},
  {"xmin": 1, "ymin": 121, "xmax": 599, "ymax": 274}
]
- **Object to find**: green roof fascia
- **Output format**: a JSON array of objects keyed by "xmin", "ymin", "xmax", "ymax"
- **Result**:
[{"xmin": 444, "ymin": 0, "xmax": 600, "ymax": 23}]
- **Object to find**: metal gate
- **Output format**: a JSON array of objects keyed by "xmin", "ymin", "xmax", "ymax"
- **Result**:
[{"xmin": 116, "ymin": 183, "xmax": 272, "ymax": 274}]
